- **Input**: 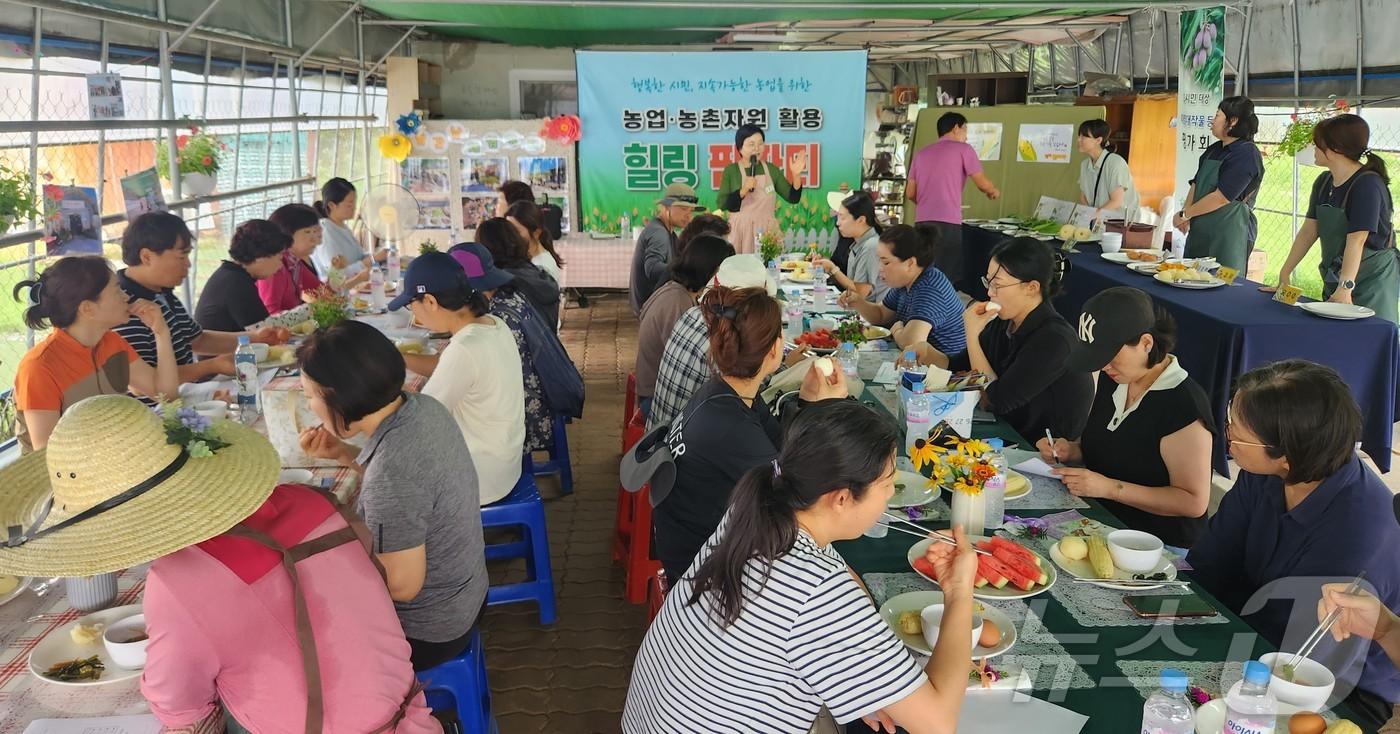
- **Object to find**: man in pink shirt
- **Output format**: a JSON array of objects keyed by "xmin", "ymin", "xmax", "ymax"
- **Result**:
[{"xmin": 905, "ymin": 112, "xmax": 1001, "ymax": 291}]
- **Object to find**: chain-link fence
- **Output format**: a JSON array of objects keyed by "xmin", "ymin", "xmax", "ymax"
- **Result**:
[{"xmin": 0, "ymin": 24, "xmax": 394, "ymax": 441}]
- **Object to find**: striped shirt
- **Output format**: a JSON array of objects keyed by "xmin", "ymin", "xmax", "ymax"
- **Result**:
[
  {"xmin": 881, "ymin": 266, "xmax": 966, "ymax": 354},
  {"xmin": 623, "ymin": 512, "xmax": 926, "ymax": 733},
  {"xmin": 115, "ymin": 269, "xmax": 203, "ymax": 368},
  {"xmin": 646, "ymin": 306, "xmax": 712, "ymax": 431}
]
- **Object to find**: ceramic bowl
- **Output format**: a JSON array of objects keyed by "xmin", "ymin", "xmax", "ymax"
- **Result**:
[
  {"xmin": 192, "ymin": 400, "xmax": 227, "ymax": 421},
  {"xmin": 919, "ymin": 604, "xmax": 983, "ymax": 654},
  {"xmin": 1106, "ymin": 529, "xmax": 1165, "ymax": 573},
  {"xmin": 101, "ymin": 614, "xmax": 148, "ymax": 670},
  {"xmin": 1260, "ymin": 652, "xmax": 1336, "ymax": 712}
]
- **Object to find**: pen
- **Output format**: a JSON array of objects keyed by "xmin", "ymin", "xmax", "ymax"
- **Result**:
[{"xmin": 1045, "ymin": 428, "xmax": 1059, "ymax": 463}]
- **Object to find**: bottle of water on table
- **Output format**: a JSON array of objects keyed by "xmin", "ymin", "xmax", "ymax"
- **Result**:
[
  {"xmin": 619, "ymin": 212, "xmax": 631, "ymax": 239},
  {"xmin": 907, "ymin": 380, "xmax": 931, "ymax": 424},
  {"xmin": 783, "ymin": 300, "xmax": 804, "ymax": 341},
  {"xmin": 369, "ymin": 266, "xmax": 386, "ymax": 312},
  {"xmin": 1141, "ymin": 668, "xmax": 1195, "ymax": 734},
  {"xmin": 983, "ymin": 453, "xmax": 1008, "ymax": 531},
  {"xmin": 837, "ymin": 341, "xmax": 859, "ymax": 379},
  {"xmin": 1223, "ymin": 661, "xmax": 1277, "ymax": 734},
  {"xmin": 767, "ymin": 259, "xmax": 780, "ymax": 286},
  {"xmin": 812, "ymin": 265, "xmax": 829, "ymax": 310},
  {"xmin": 234, "ymin": 335, "xmax": 260, "ymax": 425},
  {"xmin": 386, "ymin": 243, "xmax": 401, "ymax": 286}
]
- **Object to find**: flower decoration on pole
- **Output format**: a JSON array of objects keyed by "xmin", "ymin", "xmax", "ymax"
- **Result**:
[
  {"xmin": 539, "ymin": 114, "xmax": 582, "ymax": 145},
  {"xmin": 378, "ymin": 132, "xmax": 412, "ymax": 163},
  {"xmin": 395, "ymin": 112, "xmax": 423, "ymax": 137},
  {"xmin": 1276, "ymin": 98, "xmax": 1350, "ymax": 158}
]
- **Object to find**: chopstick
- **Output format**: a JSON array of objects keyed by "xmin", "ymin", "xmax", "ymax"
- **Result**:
[
  {"xmin": 1281, "ymin": 572, "xmax": 1368, "ymax": 673},
  {"xmin": 881, "ymin": 513, "xmax": 992, "ymax": 556},
  {"xmin": 1070, "ymin": 578, "xmax": 1192, "ymax": 588}
]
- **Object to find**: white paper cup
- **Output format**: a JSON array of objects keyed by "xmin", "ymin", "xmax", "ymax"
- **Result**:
[
  {"xmin": 66, "ymin": 573, "xmax": 118, "ymax": 612},
  {"xmin": 193, "ymin": 400, "xmax": 227, "ymax": 421},
  {"xmin": 1100, "ymin": 232, "xmax": 1124, "ymax": 253}
]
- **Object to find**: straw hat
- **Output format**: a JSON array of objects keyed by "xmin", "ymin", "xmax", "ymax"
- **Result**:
[{"xmin": 0, "ymin": 395, "xmax": 280, "ymax": 577}]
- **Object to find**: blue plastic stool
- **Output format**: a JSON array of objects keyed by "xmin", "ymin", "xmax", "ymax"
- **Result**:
[
  {"xmin": 529, "ymin": 415, "xmax": 574, "ymax": 495},
  {"xmin": 481, "ymin": 468, "xmax": 558, "ymax": 625},
  {"xmin": 418, "ymin": 627, "xmax": 496, "ymax": 734}
]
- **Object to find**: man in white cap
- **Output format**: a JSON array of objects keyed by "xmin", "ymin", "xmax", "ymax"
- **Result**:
[
  {"xmin": 629, "ymin": 183, "xmax": 705, "ymax": 317},
  {"xmin": 648, "ymin": 254, "xmax": 809, "ymax": 430}
]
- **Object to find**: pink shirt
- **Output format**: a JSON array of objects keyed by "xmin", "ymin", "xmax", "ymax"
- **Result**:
[
  {"xmin": 141, "ymin": 485, "xmax": 441, "ymax": 734},
  {"xmin": 908, "ymin": 137, "xmax": 983, "ymax": 224},
  {"xmin": 256, "ymin": 253, "xmax": 322, "ymax": 315}
]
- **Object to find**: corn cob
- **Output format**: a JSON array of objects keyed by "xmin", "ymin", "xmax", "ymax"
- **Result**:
[{"xmin": 1087, "ymin": 535, "xmax": 1115, "ymax": 579}]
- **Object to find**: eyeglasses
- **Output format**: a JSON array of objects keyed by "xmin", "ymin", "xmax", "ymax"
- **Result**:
[
  {"xmin": 980, "ymin": 266, "xmax": 1026, "ymax": 294},
  {"xmin": 1225, "ymin": 415, "xmax": 1273, "ymax": 449}
]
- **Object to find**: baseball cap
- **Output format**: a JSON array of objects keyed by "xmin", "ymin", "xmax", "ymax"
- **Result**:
[
  {"xmin": 1066, "ymin": 286, "xmax": 1157, "ymax": 372},
  {"xmin": 448, "ymin": 242, "xmax": 514, "ymax": 292},
  {"xmin": 387, "ymin": 251, "xmax": 474, "ymax": 311},
  {"xmin": 827, "ymin": 190, "xmax": 849, "ymax": 213},
  {"xmin": 706, "ymin": 254, "xmax": 776, "ymax": 296},
  {"xmin": 655, "ymin": 182, "xmax": 706, "ymax": 211}
]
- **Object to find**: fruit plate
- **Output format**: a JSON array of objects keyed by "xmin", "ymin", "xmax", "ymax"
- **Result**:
[
  {"xmin": 908, "ymin": 535, "xmax": 1056, "ymax": 601},
  {"xmin": 1128, "ymin": 261, "xmax": 1161, "ymax": 275},
  {"xmin": 257, "ymin": 347, "xmax": 297, "ymax": 370},
  {"xmin": 0, "ymin": 575, "xmax": 30, "ymax": 607},
  {"xmin": 786, "ymin": 341, "xmax": 836, "ymax": 357},
  {"xmin": 1047, "ymin": 541, "xmax": 1178, "ymax": 591},
  {"xmin": 783, "ymin": 272, "xmax": 815, "ymax": 284},
  {"xmin": 862, "ymin": 326, "xmax": 892, "ymax": 340},
  {"xmin": 29, "ymin": 604, "xmax": 144, "ymax": 687},
  {"xmin": 878, "ymin": 590, "xmax": 1017, "ymax": 659},
  {"xmin": 888, "ymin": 470, "xmax": 936, "ymax": 508},
  {"xmin": 1299, "ymin": 302, "xmax": 1377, "ymax": 320}
]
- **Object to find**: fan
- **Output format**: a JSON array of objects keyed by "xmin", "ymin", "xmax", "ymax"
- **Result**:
[{"xmin": 359, "ymin": 183, "xmax": 421, "ymax": 243}]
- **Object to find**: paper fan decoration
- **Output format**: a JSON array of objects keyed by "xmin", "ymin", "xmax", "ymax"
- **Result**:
[
  {"xmin": 395, "ymin": 112, "xmax": 423, "ymax": 137},
  {"xmin": 481, "ymin": 132, "xmax": 502, "ymax": 152},
  {"xmin": 501, "ymin": 130, "xmax": 525, "ymax": 150},
  {"xmin": 446, "ymin": 122, "xmax": 470, "ymax": 142},
  {"xmin": 521, "ymin": 136, "xmax": 547, "ymax": 154},
  {"xmin": 426, "ymin": 132, "xmax": 449, "ymax": 154},
  {"xmin": 540, "ymin": 114, "xmax": 582, "ymax": 145},
  {"xmin": 378, "ymin": 133, "xmax": 412, "ymax": 162}
]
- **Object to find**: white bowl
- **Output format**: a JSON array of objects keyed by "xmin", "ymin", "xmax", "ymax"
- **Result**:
[
  {"xmin": 248, "ymin": 343, "xmax": 270, "ymax": 361},
  {"xmin": 1260, "ymin": 652, "xmax": 1336, "ymax": 712},
  {"xmin": 386, "ymin": 308, "xmax": 414, "ymax": 328},
  {"xmin": 101, "ymin": 614, "xmax": 148, "ymax": 670},
  {"xmin": 192, "ymin": 400, "xmax": 227, "ymax": 421},
  {"xmin": 278, "ymin": 469, "xmax": 314, "ymax": 485},
  {"xmin": 1100, "ymin": 233, "xmax": 1124, "ymax": 254},
  {"xmin": 1106, "ymin": 529, "xmax": 1165, "ymax": 573},
  {"xmin": 919, "ymin": 603, "xmax": 983, "ymax": 654},
  {"xmin": 809, "ymin": 318, "xmax": 838, "ymax": 333}
]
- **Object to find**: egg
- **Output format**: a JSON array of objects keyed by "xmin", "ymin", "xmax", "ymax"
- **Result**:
[
  {"xmin": 978, "ymin": 621, "xmax": 1001, "ymax": 648},
  {"xmin": 813, "ymin": 357, "xmax": 835, "ymax": 378},
  {"xmin": 984, "ymin": 302, "xmax": 1002, "ymax": 315},
  {"xmin": 1288, "ymin": 712, "xmax": 1326, "ymax": 734}
]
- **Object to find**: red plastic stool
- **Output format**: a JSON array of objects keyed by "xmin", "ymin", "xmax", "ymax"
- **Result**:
[
  {"xmin": 612, "ymin": 480, "xmax": 662, "ymax": 605},
  {"xmin": 646, "ymin": 569, "xmax": 669, "ymax": 623},
  {"xmin": 622, "ymin": 372, "xmax": 637, "ymax": 452}
]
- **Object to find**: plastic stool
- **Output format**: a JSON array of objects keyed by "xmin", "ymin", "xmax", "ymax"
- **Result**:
[
  {"xmin": 624, "ymin": 372, "xmax": 637, "ymax": 442},
  {"xmin": 481, "ymin": 468, "xmax": 558, "ymax": 624},
  {"xmin": 418, "ymin": 627, "xmax": 495, "ymax": 734},
  {"xmin": 646, "ymin": 569, "xmax": 669, "ymax": 623},
  {"xmin": 611, "ymin": 481, "xmax": 662, "ymax": 605},
  {"xmin": 530, "ymin": 415, "xmax": 573, "ymax": 496}
]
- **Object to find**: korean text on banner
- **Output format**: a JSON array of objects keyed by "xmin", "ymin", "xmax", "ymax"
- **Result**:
[
  {"xmin": 576, "ymin": 51, "xmax": 867, "ymax": 235},
  {"xmin": 1176, "ymin": 6, "xmax": 1226, "ymax": 200}
]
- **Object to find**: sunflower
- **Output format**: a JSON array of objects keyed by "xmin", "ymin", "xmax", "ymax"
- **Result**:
[
  {"xmin": 962, "ymin": 439, "xmax": 993, "ymax": 457},
  {"xmin": 909, "ymin": 439, "xmax": 945, "ymax": 472},
  {"xmin": 378, "ymin": 133, "xmax": 411, "ymax": 162}
]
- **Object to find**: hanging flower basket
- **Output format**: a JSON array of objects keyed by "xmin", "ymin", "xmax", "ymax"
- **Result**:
[
  {"xmin": 182, "ymin": 172, "xmax": 217, "ymax": 197},
  {"xmin": 1275, "ymin": 98, "xmax": 1350, "ymax": 159},
  {"xmin": 155, "ymin": 126, "xmax": 226, "ymax": 181},
  {"xmin": 0, "ymin": 163, "xmax": 41, "ymax": 235}
]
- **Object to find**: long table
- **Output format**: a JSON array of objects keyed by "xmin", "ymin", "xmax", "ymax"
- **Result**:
[
  {"xmin": 841, "ymin": 352, "xmax": 1358, "ymax": 733},
  {"xmin": 963, "ymin": 224, "xmax": 1400, "ymax": 475}
]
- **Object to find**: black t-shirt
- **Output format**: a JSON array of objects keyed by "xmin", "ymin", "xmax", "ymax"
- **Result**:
[
  {"xmin": 947, "ymin": 301, "xmax": 1092, "ymax": 441},
  {"xmin": 1192, "ymin": 140, "xmax": 1264, "ymax": 244},
  {"xmin": 1079, "ymin": 366, "xmax": 1214, "ymax": 548},
  {"xmin": 194, "ymin": 260, "xmax": 269, "ymax": 332},
  {"xmin": 653, "ymin": 378, "xmax": 782, "ymax": 581},
  {"xmin": 1306, "ymin": 171, "xmax": 1395, "ymax": 251}
]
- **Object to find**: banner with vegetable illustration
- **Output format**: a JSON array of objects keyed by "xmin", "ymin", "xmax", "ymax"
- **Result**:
[{"xmin": 1176, "ymin": 6, "xmax": 1225, "ymax": 200}]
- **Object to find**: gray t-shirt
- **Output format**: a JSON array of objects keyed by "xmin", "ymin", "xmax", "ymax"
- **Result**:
[
  {"xmin": 355, "ymin": 392, "xmax": 487, "ymax": 643},
  {"xmin": 845, "ymin": 227, "xmax": 888, "ymax": 303},
  {"xmin": 1078, "ymin": 151, "xmax": 1140, "ymax": 221}
]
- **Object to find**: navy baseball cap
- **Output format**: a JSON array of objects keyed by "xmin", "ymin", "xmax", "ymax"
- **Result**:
[
  {"xmin": 449, "ymin": 242, "xmax": 514, "ymax": 292},
  {"xmin": 388, "ymin": 251, "xmax": 473, "ymax": 311}
]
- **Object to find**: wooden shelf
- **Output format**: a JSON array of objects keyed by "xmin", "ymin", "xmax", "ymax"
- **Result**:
[{"xmin": 927, "ymin": 72, "xmax": 1030, "ymax": 107}]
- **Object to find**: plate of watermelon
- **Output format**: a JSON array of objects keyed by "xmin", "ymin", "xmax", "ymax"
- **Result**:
[
  {"xmin": 908, "ymin": 534, "xmax": 1056, "ymax": 600},
  {"xmin": 789, "ymin": 328, "xmax": 839, "ymax": 356}
]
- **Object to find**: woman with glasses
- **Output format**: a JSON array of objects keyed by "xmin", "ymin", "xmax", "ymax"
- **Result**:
[
  {"xmin": 1036, "ymin": 287, "xmax": 1213, "ymax": 548},
  {"xmin": 909, "ymin": 237, "xmax": 1092, "ymax": 441},
  {"xmin": 1189, "ymin": 360, "xmax": 1400, "ymax": 730}
]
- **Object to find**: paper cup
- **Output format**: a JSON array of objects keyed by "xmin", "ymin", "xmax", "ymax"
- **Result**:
[
  {"xmin": 66, "ymin": 572, "xmax": 118, "ymax": 612},
  {"xmin": 193, "ymin": 400, "xmax": 227, "ymax": 421},
  {"xmin": 1100, "ymin": 232, "xmax": 1124, "ymax": 253}
]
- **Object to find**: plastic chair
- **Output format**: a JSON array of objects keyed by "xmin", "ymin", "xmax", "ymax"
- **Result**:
[
  {"xmin": 611, "ymin": 484, "xmax": 662, "ymax": 605},
  {"xmin": 624, "ymin": 372, "xmax": 637, "ymax": 439},
  {"xmin": 418, "ymin": 627, "xmax": 496, "ymax": 734},
  {"xmin": 481, "ymin": 466, "xmax": 558, "ymax": 625},
  {"xmin": 529, "ymin": 415, "xmax": 573, "ymax": 496},
  {"xmin": 646, "ymin": 568, "xmax": 669, "ymax": 624}
]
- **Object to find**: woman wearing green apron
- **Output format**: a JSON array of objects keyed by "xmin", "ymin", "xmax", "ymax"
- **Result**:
[
  {"xmin": 1267, "ymin": 113, "xmax": 1399, "ymax": 323},
  {"xmin": 716, "ymin": 124, "xmax": 806, "ymax": 254},
  {"xmin": 1174, "ymin": 96, "xmax": 1264, "ymax": 273}
]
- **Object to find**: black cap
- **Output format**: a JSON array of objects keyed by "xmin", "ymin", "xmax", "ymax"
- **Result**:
[
  {"xmin": 1066, "ymin": 287, "xmax": 1157, "ymax": 372},
  {"xmin": 388, "ymin": 251, "xmax": 472, "ymax": 311}
]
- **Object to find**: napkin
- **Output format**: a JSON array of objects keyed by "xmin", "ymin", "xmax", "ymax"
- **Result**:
[
  {"xmin": 873, "ymin": 362, "xmax": 899, "ymax": 385},
  {"xmin": 23, "ymin": 716, "xmax": 161, "ymax": 734},
  {"xmin": 956, "ymin": 689, "xmax": 1088, "ymax": 733},
  {"xmin": 1012, "ymin": 456, "xmax": 1060, "ymax": 479}
]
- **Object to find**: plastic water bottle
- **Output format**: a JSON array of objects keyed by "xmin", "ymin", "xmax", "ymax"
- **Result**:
[
  {"xmin": 1141, "ymin": 668, "xmax": 1195, "ymax": 734},
  {"xmin": 234, "ymin": 335, "xmax": 260, "ymax": 425},
  {"xmin": 619, "ymin": 212, "xmax": 631, "ymax": 238},
  {"xmin": 983, "ymin": 453, "xmax": 1008, "ymax": 530},
  {"xmin": 767, "ymin": 259, "xmax": 780, "ymax": 286},
  {"xmin": 900, "ymin": 349, "xmax": 928, "ymax": 389},
  {"xmin": 812, "ymin": 265, "xmax": 829, "ymax": 310},
  {"xmin": 1223, "ymin": 661, "xmax": 1278, "ymax": 734},
  {"xmin": 907, "ymin": 381, "xmax": 931, "ymax": 424},
  {"xmin": 369, "ymin": 266, "xmax": 386, "ymax": 312},
  {"xmin": 783, "ymin": 300, "xmax": 804, "ymax": 340},
  {"xmin": 837, "ymin": 341, "xmax": 859, "ymax": 379},
  {"xmin": 386, "ymin": 243, "xmax": 401, "ymax": 286}
]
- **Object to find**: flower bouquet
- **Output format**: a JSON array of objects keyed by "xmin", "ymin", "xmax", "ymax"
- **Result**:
[
  {"xmin": 758, "ymin": 229, "xmax": 784, "ymax": 264},
  {"xmin": 306, "ymin": 285, "xmax": 351, "ymax": 330},
  {"xmin": 910, "ymin": 423, "xmax": 997, "ymax": 534}
]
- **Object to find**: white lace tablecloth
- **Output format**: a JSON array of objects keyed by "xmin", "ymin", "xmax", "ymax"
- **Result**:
[{"xmin": 863, "ymin": 572, "xmax": 1096, "ymax": 692}]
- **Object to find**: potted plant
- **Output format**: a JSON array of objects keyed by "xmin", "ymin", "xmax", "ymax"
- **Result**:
[
  {"xmin": 155, "ymin": 126, "xmax": 227, "ymax": 196},
  {"xmin": 0, "ymin": 163, "xmax": 41, "ymax": 235},
  {"xmin": 758, "ymin": 229, "xmax": 784, "ymax": 264},
  {"xmin": 1276, "ymin": 98, "xmax": 1349, "ymax": 166},
  {"xmin": 305, "ymin": 286, "xmax": 351, "ymax": 331}
]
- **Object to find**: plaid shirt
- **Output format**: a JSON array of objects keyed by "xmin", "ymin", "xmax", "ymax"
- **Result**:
[{"xmin": 647, "ymin": 306, "xmax": 713, "ymax": 430}]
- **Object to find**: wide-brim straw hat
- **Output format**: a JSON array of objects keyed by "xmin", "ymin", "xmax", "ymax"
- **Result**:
[{"xmin": 0, "ymin": 395, "xmax": 279, "ymax": 577}]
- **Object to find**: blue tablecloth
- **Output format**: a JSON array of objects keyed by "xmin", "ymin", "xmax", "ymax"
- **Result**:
[{"xmin": 1053, "ymin": 242, "xmax": 1400, "ymax": 474}]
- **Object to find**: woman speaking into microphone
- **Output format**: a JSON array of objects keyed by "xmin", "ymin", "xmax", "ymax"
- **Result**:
[{"xmin": 716, "ymin": 124, "xmax": 807, "ymax": 254}]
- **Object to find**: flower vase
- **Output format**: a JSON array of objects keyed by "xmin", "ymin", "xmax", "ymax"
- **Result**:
[
  {"xmin": 949, "ymin": 489, "xmax": 986, "ymax": 537},
  {"xmin": 182, "ymin": 172, "xmax": 216, "ymax": 197}
]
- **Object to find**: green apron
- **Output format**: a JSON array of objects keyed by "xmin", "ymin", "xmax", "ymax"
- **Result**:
[
  {"xmin": 1316, "ymin": 171, "xmax": 1400, "ymax": 323},
  {"xmin": 1184, "ymin": 157, "xmax": 1252, "ymax": 272}
]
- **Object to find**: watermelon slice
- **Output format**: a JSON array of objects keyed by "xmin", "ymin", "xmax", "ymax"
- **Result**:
[
  {"xmin": 991, "ymin": 546, "xmax": 1048, "ymax": 586},
  {"xmin": 974, "ymin": 574, "xmax": 988, "ymax": 588},
  {"xmin": 981, "ymin": 555, "xmax": 1036, "ymax": 591},
  {"xmin": 976, "ymin": 555, "xmax": 1009, "ymax": 589},
  {"xmin": 912, "ymin": 556, "xmax": 937, "ymax": 580},
  {"xmin": 989, "ymin": 536, "xmax": 1042, "ymax": 568}
]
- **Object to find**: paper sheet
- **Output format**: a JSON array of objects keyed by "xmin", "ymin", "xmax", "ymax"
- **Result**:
[
  {"xmin": 1012, "ymin": 456, "xmax": 1061, "ymax": 479},
  {"xmin": 874, "ymin": 362, "xmax": 898, "ymax": 385},
  {"xmin": 956, "ymin": 689, "xmax": 1089, "ymax": 733},
  {"xmin": 23, "ymin": 715, "xmax": 162, "ymax": 734}
]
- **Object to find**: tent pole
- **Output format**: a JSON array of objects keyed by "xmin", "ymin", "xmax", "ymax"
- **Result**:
[
  {"xmin": 1355, "ymin": 0, "xmax": 1363, "ymax": 99},
  {"xmin": 1233, "ymin": 3, "xmax": 1252, "ymax": 97},
  {"xmin": 1290, "ymin": 0, "xmax": 1301, "ymax": 105}
]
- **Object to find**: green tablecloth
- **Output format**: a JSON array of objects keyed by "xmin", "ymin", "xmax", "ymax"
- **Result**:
[{"xmin": 841, "ymin": 373, "xmax": 1353, "ymax": 732}]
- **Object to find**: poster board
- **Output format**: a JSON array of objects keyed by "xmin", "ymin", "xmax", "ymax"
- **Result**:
[
  {"xmin": 393, "ymin": 119, "xmax": 579, "ymax": 249},
  {"xmin": 903, "ymin": 104, "xmax": 1105, "ymax": 222}
]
